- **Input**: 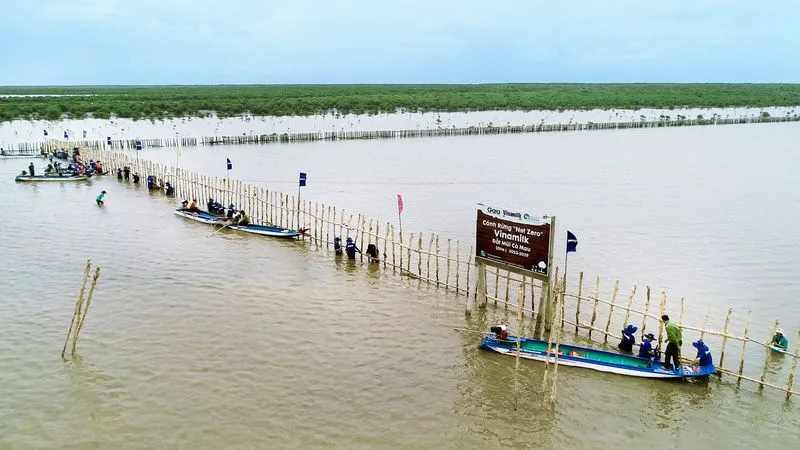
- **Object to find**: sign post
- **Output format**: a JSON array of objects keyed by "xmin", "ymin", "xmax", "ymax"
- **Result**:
[{"xmin": 474, "ymin": 203, "xmax": 555, "ymax": 336}]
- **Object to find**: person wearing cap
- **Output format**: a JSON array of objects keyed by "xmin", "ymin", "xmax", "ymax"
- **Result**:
[
  {"xmin": 491, "ymin": 324, "xmax": 509, "ymax": 340},
  {"xmin": 617, "ymin": 324, "xmax": 638, "ymax": 353},
  {"xmin": 334, "ymin": 237, "xmax": 343, "ymax": 255},
  {"xmin": 638, "ymin": 333, "xmax": 657, "ymax": 359},
  {"xmin": 187, "ymin": 199, "xmax": 200, "ymax": 212},
  {"xmin": 345, "ymin": 237, "xmax": 361, "ymax": 260},
  {"xmin": 691, "ymin": 339, "xmax": 713, "ymax": 366},
  {"xmin": 96, "ymin": 190, "xmax": 106, "ymax": 206},
  {"xmin": 662, "ymin": 314, "xmax": 683, "ymax": 370},
  {"xmin": 770, "ymin": 328, "xmax": 789, "ymax": 351}
]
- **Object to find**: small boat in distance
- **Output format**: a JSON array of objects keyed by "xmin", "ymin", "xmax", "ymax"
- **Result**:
[
  {"xmin": 479, "ymin": 327, "xmax": 716, "ymax": 379},
  {"xmin": 15, "ymin": 174, "xmax": 90, "ymax": 182},
  {"xmin": 173, "ymin": 209, "xmax": 306, "ymax": 238}
]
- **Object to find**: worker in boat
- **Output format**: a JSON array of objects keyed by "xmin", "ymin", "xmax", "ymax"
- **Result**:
[
  {"xmin": 618, "ymin": 324, "xmax": 638, "ymax": 353},
  {"xmin": 236, "ymin": 210, "xmax": 250, "ymax": 226},
  {"xmin": 89, "ymin": 159, "xmax": 97, "ymax": 171},
  {"xmin": 28, "ymin": 162, "xmax": 35, "ymax": 177},
  {"xmin": 345, "ymin": 237, "xmax": 361, "ymax": 260},
  {"xmin": 164, "ymin": 182, "xmax": 174, "ymax": 196},
  {"xmin": 226, "ymin": 204, "xmax": 236, "ymax": 220},
  {"xmin": 96, "ymin": 190, "xmax": 106, "ymax": 206},
  {"xmin": 770, "ymin": 328, "xmax": 789, "ymax": 351},
  {"xmin": 45, "ymin": 163, "xmax": 54, "ymax": 174},
  {"xmin": 207, "ymin": 198, "xmax": 216, "ymax": 213},
  {"xmin": 180, "ymin": 200, "xmax": 189, "ymax": 209},
  {"xmin": 187, "ymin": 199, "xmax": 200, "ymax": 212},
  {"xmin": 490, "ymin": 324, "xmax": 509, "ymax": 340},
  {"xmin": 20, "ymin": 170, "xmax": 28, "ymax": 176},
  {"xmin": 638, "ymin": 333, "xmax": 659, "ymax": 360},
  {"xmin": 334, "ymin": 237, "xmax": 343, "ymax": 254},
  {"xmin": 662, "ymin": 314, "xmax": 683, "ymax": 371},
  {"xmin": 691, "ymin": 339, "xmax": 713, "ymax": 367},
  {"xmin": 96, "ymin": 160, "xmax": 103, "ymax": 172}
]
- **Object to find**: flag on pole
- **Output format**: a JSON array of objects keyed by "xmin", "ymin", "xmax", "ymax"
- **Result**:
[
  {"xmin": 397, "ymin": 194, "xmax": 404, "ymax": 214},
  {"xmin": 567, "ymin": 231, "xmax": 578, "ymax": 253},
  {"xmin": 299, "ymin": 172, "xmax": 307, "ymax": 187},
  {"xmin": 226, "ymin": 158, "xmax": 232, "ymax": 170},
  {"xmin": 43, "ymin": 130, "xmax": 48, "ymax": 137}
]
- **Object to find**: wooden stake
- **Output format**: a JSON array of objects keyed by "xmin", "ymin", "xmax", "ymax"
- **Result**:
[
  {"xmin": 786, "ymin": 328, "xmax": 800, "ymax": 400},
  {"xmin": 445, "ymin": 239, "xmax": 452, "ymax": 291},
  {"xmin": 588, "ymin": 275, "xmax": 600, "ymax": 339},
  {"xmin": 71, "ymin": 266, "xmax": 101, "ymax": 356},
  {"xmin": 574, "ymin": 271, "xmax": 584, "ymax": 333},
  {"xmin": 641, "ymin": 286, "xmax": 651, "ymax": 335},
  {"xmin": 61, "ymin": 260, "xmax": 91, "ymax": 360},
  {"xmin": 603, "ymin": 280, "xmax": 620, "ymax": 344},
  {"xmin": 738, "ymin": 311, "xmax": 751, "ymax": 384},
  {"xmin": 718, "ymin": 308, "xmax": 733, "ymax": 370}
]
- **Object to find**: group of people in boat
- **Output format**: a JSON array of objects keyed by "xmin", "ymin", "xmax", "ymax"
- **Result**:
[
  {"xmin": 615, "ymin": 315, "xmax": 713, "ymax": 370},
  {"xmin": 181, "ymin": 198, "xmax": 251, "ymax": 226}
]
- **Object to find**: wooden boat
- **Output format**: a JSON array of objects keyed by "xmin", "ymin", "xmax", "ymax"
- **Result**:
[
  {"xmin": 15, "ymin": 174, "xmax": 89, "ymax": 182},
  {"xmin": 173, "ymin": 209, "xmax": 305, "ymax": 238},
  {"xmin": 479, "ymin": 333, "xmax": 717, "ymax": 379}
]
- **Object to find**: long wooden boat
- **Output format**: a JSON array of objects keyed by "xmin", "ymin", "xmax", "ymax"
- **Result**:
[
  {"xmin": 15, "ymin": 174, "xmax": 90, "ymax": 182},
  {"xmin": 479, "ymin": 333, "xmax": 716, "ymax": 379},
  {"xmin": 173, "ymin": 209, "xmax": 304, "ymax": 238}
]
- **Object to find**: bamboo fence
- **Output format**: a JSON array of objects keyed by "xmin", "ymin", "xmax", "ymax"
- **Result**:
[
  {"xmin": 77, "ymin": 146, "xmax": 799, "ymax": 401},
  {"xmin": 5, "ymin": 112, "xmax": 800, "ymax": 154}
]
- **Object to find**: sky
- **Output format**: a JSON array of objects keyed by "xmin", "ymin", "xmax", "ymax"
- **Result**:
[{"xmin": 0, "ymin": 0, "xmax": 798, "ymax": 85}]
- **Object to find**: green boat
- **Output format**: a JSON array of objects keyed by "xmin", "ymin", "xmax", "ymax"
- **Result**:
[{"xmin": 15, "ymin": 174, "xmax": 90, "ymax": 182}]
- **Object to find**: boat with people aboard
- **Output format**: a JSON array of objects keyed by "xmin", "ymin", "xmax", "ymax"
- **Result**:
[
  {"xmin": 173, "ymin": 208, "xmax": 306, "ymax": 238},
  {"xmin": 15, "ymin": 174, "xmax": 90, "ymax": 182},
  {"xmin": 479, "ymin": 326, "xmax": 717, "ymax": 379}
]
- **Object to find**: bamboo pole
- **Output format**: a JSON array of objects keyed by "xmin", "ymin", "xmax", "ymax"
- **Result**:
[
  {"xmin": 737, "ymin": 311, "xmax": 751, "ymax": 384},
  {"xmin": 718, "ymin": 308, "xmax": 734, "ymax": 370},
  {"xmin": 61, "ymin": 260, "xmax": 92, "ymax": 359},
  {"xmin": 445, "ymin": 239, "xmax": 452, "ymax": 291},
  {"xmin": 758, "ymin": 320, "xmax": 779, "ymax": 390},
  {"xmin": 465, "ymin": 246, "xmax": 472, "ymax": 296},
  {"xmin": 641, "ymin": 286, "xmax": 651, "ymax": 335},
  {"xmin": 588, "ymin": 275, "xmax": 600, "ymax": 339},
  {"xmin": 417, "ymin": 232, "xmax": 423, "ymax": 276},
  {"xmin": 455, "ymin": 242, "xmax": 461, "ymax": 292},
  {"xmin": 426, "ymin": 232, "xmax": 434, "ymax": 281},
  {"xmin": 787, "ymin": 328, "xmax": 800, "ymax": 400},
  {"xmin": 71, "ymin": 266, "xmax": 101, "ymax": 356},
  {"xmin": 622, "ymin": 285, "xmax": 636, "ymax": 332},
  {"xmin": 603, "ymin": 280, "xmax": 620, "ymax": 344},
  {"xmin": 574, "ymin": 271, "xmax": 584, "ymax": 333},
  {"xmin": 657, "ymin": 292, "xmax": 667, "ymax": 348},
  {"xmin": 435, "ymin": 235, "xmax": 440, "ymax": 286}
]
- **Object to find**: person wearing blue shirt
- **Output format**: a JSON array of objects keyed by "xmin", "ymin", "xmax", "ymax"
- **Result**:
[
  {"xmin": 345, "ymin": 237, "xmax": 361, "ymax": 260},
  {"xmin": 692, "ymin": 339, "xmax": 713, "ymax": 366},
  {"xmin": 638, "ymin": 333, "xmax": 656, "ymax": 358}
]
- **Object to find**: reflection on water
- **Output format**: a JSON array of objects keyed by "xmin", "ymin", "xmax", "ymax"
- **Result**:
[{"xmin": 1, "ymin": 123, "xmax": 799, "ymax": 448}]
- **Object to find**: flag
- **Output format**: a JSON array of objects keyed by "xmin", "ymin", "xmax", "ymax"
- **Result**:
[
  {"xmin": 43, "ymin": 130, "xmax": 48, "ymax": 137},
  {"xmin": 397, "ymin": 194, "xmax": 404, "ymax": 214},
  {"xmin": 299, "ymin": 172, "xmax": 307, "ymax": 187},
  {"xmin": 567, "ymin": 231, "xmax": 578, "ymax": 253},
  {"xmin": 63, "ymin": 131, "xmax": 68, "ymax": 139},
  {"xmin": 226, "ymin": 158, "xmax": 232, "ymax": 170}
]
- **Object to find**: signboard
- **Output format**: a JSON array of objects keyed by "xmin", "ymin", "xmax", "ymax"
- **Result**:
[{"xmin": 475, "ymin": 203, "xmax": 553, "ymax": 278}]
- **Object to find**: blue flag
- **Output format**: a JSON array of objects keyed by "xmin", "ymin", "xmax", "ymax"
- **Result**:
[
  {"xmin": 43, "ymin": 130, "xmax": 48, "ymax": 136},
  {"xmin": 567, "ymin": 231, "xmax": 578, "ymax": 253},
  {"xmin": 226, "ymin": 158, "xmax": 232, "ymax": 170},
  {"xmin": 299, "ymin": 172, "xmax": 307, "ymax": 187},
  {"xmin": 135, "ymin": 139, "xmax": 142, "ymax": 151}
]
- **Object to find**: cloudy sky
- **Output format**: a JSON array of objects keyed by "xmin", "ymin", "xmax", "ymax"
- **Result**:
[{"xmin": 1, "ymin": 0, "xmax": 798, "ymax": 85}]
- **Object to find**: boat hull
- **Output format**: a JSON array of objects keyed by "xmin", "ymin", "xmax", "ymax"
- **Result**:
[
  {"xmin": 480, "ymin": 335, "xmax": 716, "ymax": 379},
  {"xmin": 173, "ymin": 209, "xmax": 303, "ymax": 238},
  {"xmin": 15, "ymin": 175, "xmax": 89, "ymax": 182}
]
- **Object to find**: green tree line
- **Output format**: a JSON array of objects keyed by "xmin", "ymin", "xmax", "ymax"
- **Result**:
[{"xmin": 1, "ymin": 84, "xmax": 798, "ymax": 122}]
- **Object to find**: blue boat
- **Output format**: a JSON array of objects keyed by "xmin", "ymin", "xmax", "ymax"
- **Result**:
[
  {"xmin": 479, "ymin": 330, "xmax": 716, "ymax": 379},
  {"xmin": 174, "ymin": 209, "xmax": 305, "ymax": 238}
]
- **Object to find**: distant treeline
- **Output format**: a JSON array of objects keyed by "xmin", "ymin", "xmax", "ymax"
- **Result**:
[{"xmin": 1, "ymin": 84, "xmax": 799, "ymax": 122}]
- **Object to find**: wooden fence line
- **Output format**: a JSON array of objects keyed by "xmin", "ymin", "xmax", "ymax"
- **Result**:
[
  {"xmin": 78, "ymin": 146, "xmax": 799, "ymax": 400},
  {"xmin": 6, "ymin": 113, "xmax": 800, "ymax": 153}
]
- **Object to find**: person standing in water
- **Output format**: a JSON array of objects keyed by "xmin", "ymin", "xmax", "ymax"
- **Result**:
[
  {"xmin": 96, "ymin": 190, "xmax": 107, "ymax": 206},
  {"xmin": 770, "ymin": 328, "xmax": 789, "ymax": 351}
]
